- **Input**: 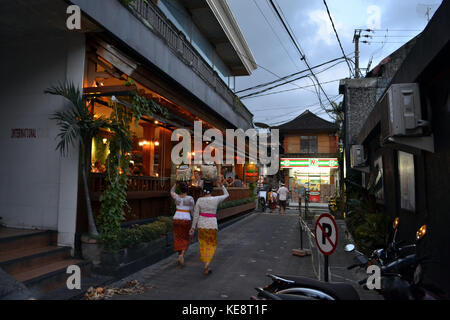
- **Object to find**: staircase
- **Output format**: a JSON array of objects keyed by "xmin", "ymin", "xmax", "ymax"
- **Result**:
[{"xmin": 0, "ymin": 228, "xmax": 90, "ymax": 298}]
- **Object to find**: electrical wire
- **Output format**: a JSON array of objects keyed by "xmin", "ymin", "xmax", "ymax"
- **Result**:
[
  {"xmin": 268, "ymin": 0, "xmax": 335, "ymax": 113},
  {"xmin": 239, "ymin": 60, "xmax": 345, "ymax": 99},
  {"xmin": 242, "ymin": 79, "xmax": 342, "ymax": 100},
  {"xmin": 252, "ymin": 0, "xmax": 301, "ymax": 71},
  {"xmin": 322, "ymin": 0, "xmax": 354, "ymax": 77},
  {"xmin": 236, "ymin": 56, "xmax": 347, "ymax": 94}
]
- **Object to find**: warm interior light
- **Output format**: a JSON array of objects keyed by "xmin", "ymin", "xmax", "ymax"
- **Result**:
[
  {"xmin": 139, "ymin": 140, "xmax": 150, "ymax": 147},
  {"xmin": 154, "ymin": 141, "xmax": 160, "ymax": 146},
  {"xmin": 416, "ymin": 225, "xmax": 427, "ymax": 241},
  {"xmin": 102, "ymin": 138, "xmax": 108, "ymax": 145},
  {"xmin": 393, "ymin": 217, "xmax": 400, "ymax": 229},
  {"xmin": 154, "ymin": 120, "xmax": 159, "ymax": 125},
  {"xmin": 155, "ymin": 173, "xmax": 159, "ymax": 177}
]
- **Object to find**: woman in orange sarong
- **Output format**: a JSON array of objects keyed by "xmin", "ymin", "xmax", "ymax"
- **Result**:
[{"xmin": 170, "ymin": 182, "xmax": 195, "ymax": 266}]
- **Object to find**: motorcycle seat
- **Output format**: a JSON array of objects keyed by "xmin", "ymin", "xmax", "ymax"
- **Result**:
[{"xmin": 273, "ymin": 274, "xmax": 360, "ymax": 300}]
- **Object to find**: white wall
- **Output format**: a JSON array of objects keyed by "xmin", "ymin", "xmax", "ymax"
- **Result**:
[{"xmin": 0, "ymin": 31, "xmax": 86, "ymax": 248}]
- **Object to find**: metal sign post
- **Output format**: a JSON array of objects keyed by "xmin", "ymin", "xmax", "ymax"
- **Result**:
[
  {"xmin": 292, "ymin": 201, "xmax": 311, "ymax": 257},
  {"xmin": 314, "ymin": 214, "xmax": 338, "ymax": 282}
]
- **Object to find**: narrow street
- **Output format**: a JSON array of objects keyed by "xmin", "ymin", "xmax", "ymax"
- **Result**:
[
  {"xmin": 107, "ymin": 209, "xmax": 380, "ymax": 300},
  {"xmin": 2, "ymin": 0, "xmax": 449, "ymax": 305}
]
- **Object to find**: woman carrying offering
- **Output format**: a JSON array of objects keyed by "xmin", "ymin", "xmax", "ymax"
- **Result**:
[
  {"xmin": 170, "ymin": 182, "xmax": 195, "ymax": 266},
  {"xmin": 189, "ymin": 178, "xmax": 229, "ymax": 275}
]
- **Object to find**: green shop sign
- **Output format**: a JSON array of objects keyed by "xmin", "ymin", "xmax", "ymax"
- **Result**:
[{"xmin": 280, "ymin": 158, "xmax": 338, "ymax": 168}]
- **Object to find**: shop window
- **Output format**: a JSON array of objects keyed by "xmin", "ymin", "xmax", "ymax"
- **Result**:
[
  {"xmin": 398, "ymin": 151, "xmax": 415, "ymax": 211},
  {"xmin": 90, "ymin": 104, "xmax": 162, "ymax": 178},
  {"xmin": 374, "ymin": 156, "xmax": 384, "ymax": 201},
  {"xmin": 300, "ymin": 136, "xmax": 318, "ymax": 154}
]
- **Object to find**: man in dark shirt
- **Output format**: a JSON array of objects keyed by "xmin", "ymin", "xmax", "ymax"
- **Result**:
[{"xmin": 232, "ymin": 175, "xmax": 243, "ymax": 187}]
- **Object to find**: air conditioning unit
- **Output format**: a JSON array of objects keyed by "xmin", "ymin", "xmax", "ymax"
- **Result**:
[
  {"xmin": 350, "ymin": 145, "xmax": 366, "ymax": 168},
  {"xmin": 384, "ymin": 83, "xmax": 426, "ymax": 136},
  {"xmin": 381, "ymin": 83, "xmax": 434, "ymax": 152}
]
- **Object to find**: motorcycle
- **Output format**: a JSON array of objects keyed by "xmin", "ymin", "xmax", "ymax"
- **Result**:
[
  {"xmin": 251, "ymin": 223, "xmax": 442, "ymax": 300},
  {"xmin": 258, "ymin": 189, "xmax": 267, "ymax": 213}
]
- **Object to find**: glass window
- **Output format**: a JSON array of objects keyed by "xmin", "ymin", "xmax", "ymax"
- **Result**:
[
  {"xmin": 398, "ymin": 151, "xmax": 415, "ymax": 211},
  {"xmin": 90, "ymin": 103, "xmax": 162, "ymax": 178},
  {"xmin": 300, "ymin": 136, "xmax": 318, "ymax": 154},
  {"xmin": 374, "ymin": 156, "xmax": 384, "ymax": 201}
]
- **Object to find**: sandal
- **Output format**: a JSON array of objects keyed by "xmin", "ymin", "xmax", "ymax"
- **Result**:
[{"xmin": 203, "ymin": 268, "xmax": 212, "ymax": 276}]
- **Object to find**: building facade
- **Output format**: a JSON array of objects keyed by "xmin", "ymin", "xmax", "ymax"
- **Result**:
[
  {"xmin": 339, "ymin": 1, "xmax": 450, "ymax": 296},
  {"xmin": 273, "ymin": 111, "xmax": 339, "ymax": 204},
  {"xmin": 0, "ymin": 0, "xmax": 256, "ymax": 249}
]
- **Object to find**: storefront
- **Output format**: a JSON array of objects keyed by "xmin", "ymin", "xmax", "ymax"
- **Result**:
[
  {"xmin": 75, "ymin": 36, "xmax": 255, "ymax": 232},
  {"xmin": 280, "ymin": 158, "xmax": 339, "ymax": 203}
]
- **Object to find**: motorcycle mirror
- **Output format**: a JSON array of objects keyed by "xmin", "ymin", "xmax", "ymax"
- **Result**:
[
  {"xmin": 416, "ymin": 225, "xmax": 427, "ymax": 241},
  {"xmin": 344, "ymin": 244, "xmax": 355, "ymax": 252}
]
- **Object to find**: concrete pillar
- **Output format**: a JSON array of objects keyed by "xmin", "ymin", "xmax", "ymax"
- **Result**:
[{"xmin": 56, "ymin": 33, "xmax": 86, "ymax": 248}]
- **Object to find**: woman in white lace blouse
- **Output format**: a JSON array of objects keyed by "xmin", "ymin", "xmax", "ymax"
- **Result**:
[
  {"xmin": 171, "ymin": 182, "xmax": 195, "ymax": 266},
  {"xmin": 189, "ymin": 179, "xmax": 229, "ymax": 275}
]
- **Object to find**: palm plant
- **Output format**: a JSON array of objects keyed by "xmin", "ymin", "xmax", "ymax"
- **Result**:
[{"xmin": 46, "ymin": 82, "xmax": 130, "ymax": 236}]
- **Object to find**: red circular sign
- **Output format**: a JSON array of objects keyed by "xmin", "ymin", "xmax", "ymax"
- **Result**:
[{"xmin": 314, "ymin": 214, "xmax": 338, "ymax": 256}]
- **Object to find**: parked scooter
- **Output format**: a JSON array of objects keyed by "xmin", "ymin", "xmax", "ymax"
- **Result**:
[
  {"xmin": 345, "ymin": 223, "xmax": 443, "ymax": 300},
  {"xmin": 258, "ymin": 189, "xmax": 267, "ymax": 213},
  {"xmin": 251, "ymin": 224, "xmax": 442, "ymax": 300}
]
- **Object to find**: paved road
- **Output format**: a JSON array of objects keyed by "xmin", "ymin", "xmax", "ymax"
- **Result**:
[{"xmin": 108, "ymin": 210, "xmax": 381, "ymax": 300}]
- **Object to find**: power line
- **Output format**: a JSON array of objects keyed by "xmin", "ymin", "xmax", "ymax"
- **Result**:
[
  {"xmin": 238, "ymin": 59, "xmax": 345, "ymax": 99},
  {"xmin": 249, "ymin": 101, "xmax": 330, "ymax": 112},
  {"xmin": 369, "ymin": 29, "xmax": 422, "ymax": 32},
  {"xmin": 362, "ymin": 41, "xmax": 409, "ymax": 44},
  {"xmin": 251, "ymin": 0, "xmax": 301, "ymax": 71},
  {"xmin": 242, "ymin": 79, "xmax": 341, "ymax": 100},
  {"xmin": 322, "ymin": 0, "xmax": 354, "ymax": 77},
  {"xmin": 236, "ymin": 56, "xmax": 346, "ymax": 94},
  {"xmin": 268, "ymin": 0, "xmax": 335, "ymax": 112}
]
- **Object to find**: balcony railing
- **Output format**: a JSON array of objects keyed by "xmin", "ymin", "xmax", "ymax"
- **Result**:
[
  {"xmin": 90, "ymin": 173, "xmax": 170, "ymax": 194},
  {"xmin": 127, "ymin": 0, "xmax": 253, "ymax": 124}
]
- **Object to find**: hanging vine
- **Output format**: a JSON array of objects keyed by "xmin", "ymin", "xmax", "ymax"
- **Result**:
[{"xmin": 97, "ymin": 79, "xmax": 168, "ymax": 250}]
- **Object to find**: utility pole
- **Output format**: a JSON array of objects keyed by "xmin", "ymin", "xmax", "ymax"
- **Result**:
[{"xmin": 353, "ymin": 29, "xmax": 362, "ymax": 79}]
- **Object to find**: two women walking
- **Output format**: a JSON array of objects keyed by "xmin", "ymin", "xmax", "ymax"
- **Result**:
[{"xmin": 170, "ymin": 178, "xmax": 229, "ymax": 275}]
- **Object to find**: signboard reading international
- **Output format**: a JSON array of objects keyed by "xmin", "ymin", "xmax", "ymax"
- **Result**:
[{"xmin": 280, "ymin": 158, "xmax": 339, "ymax": 169}]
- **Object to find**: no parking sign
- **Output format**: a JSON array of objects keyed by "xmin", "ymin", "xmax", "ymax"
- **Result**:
[{"xmin": 314, "ymin": 214, "xmax": 338, "ymax": 256}]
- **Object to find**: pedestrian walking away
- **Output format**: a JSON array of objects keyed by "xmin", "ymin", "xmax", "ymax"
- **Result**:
[
  {"xmin": 277, "ymin": 183, "xmax": 289, "ymax": 214},
  {"xmin": 189, "ymin": 178, "xmax": 229, "ymax": 276},
  {"xmin": 170, "ymin": 182, "xmax": 195, "ymax": 267},
  {"xmin": 268, "ymin": 188, "xmax": 277, "ymax": 213}
]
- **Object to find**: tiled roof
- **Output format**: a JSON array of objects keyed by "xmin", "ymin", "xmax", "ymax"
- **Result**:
[{"xmin": 272, "ymin": 110, "xmax": 338, "ymax": 132}]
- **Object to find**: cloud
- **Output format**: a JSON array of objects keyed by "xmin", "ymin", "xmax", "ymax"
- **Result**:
[
  {"xmin": 308, "ymin": 10, "xmax": 350, "ymax": 46},
  {"xmin": 366, "ymin": 5, "xmax": 381, "ymax": 30}
]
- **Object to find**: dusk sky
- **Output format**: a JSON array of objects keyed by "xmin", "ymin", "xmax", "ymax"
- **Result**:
[{"xmin": 227, "ymin": 0, "xmax": 442, "ymax": 125}]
